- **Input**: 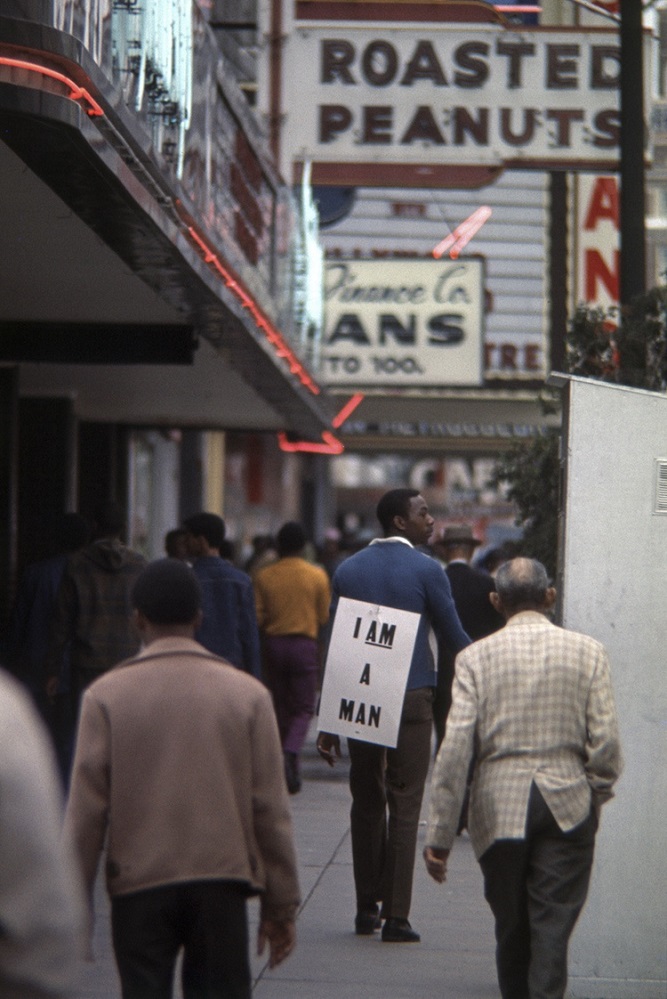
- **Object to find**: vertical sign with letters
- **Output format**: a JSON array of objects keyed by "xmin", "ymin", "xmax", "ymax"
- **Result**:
[
  {"xmin": 572, "ymin": 174, "xmax": 619, "ymax": 312},
  {"xmin": 318, "ymin": 597, "xmax": 421, "ymax": 747}
]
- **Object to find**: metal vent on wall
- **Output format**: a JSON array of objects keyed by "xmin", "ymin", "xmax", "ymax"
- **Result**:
[{"xmin": 655, "ymin": 459, "xmax": 667, "ymax": 514}]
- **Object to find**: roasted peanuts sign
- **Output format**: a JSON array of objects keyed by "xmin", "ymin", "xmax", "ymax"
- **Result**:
[
  {"xmin": 321, "ymin": 258, "xmax": 484, "ymax": 386},
  {"xmin": 280, "ymin": 25, "xmax": 622, "ymax": 170},
  {"xmin": 318, "ymin": 597, "xmax": 420, "ymax": 747}
]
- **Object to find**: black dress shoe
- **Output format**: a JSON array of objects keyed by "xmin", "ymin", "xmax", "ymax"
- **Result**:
[
  {"xmin": 381, "ymin": 918, "xmax": 420, "ymax": 943},
  {"xmin": 354, "ymin": 906, "xmax": 381, "ymax": 935}
]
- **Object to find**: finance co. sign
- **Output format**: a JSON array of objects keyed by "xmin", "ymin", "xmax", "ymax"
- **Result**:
[
  {"xmin": 321, "ymin": 258, "xmax": 484, "ymax": 387},
  {"xmin": 281, "ymin": 25, "xmax": 622, "ymax": 173}
]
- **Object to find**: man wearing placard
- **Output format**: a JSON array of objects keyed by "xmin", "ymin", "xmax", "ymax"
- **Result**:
[{"xmin": 317, "ymin": 489, "xmax": 470, "ymax": 943}]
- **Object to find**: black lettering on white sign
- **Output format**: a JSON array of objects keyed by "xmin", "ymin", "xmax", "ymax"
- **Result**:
[{"xmin": 339, "ymin": 698, "xmax": 382, "ymax": 728}]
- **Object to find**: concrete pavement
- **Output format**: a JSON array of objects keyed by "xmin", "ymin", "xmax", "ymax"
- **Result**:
[{"xmin": 72, "ymin": 725, "xmax": 498, "ymax": 997}]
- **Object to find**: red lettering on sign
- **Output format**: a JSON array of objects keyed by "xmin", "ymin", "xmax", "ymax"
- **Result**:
[
  {"xmin": 583, "ymin": 176, "xmax": 619, "ymax": 230},
  {"xmin": 584, "ymin": 248, "xmax": 619, "ymax": 302},
  {"xmin": 391, "ymin": 203, "xmax": 426, "ymax": 218},
  {"xmin": 485, "ymin": 342, "xmax": 543, "ymax": 372},
  {"xmin": 524, "ymin": 344, "xmax": 541, "ymax": 371}
]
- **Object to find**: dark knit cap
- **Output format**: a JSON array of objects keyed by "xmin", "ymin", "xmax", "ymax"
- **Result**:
[{"xmin": 131, "ymin": 558, "xmax": 202, "ymax": 624}]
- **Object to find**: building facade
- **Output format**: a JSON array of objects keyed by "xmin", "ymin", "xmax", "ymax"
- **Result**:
[
  {"xmin": 254, "ymin": 0, "xmax": 634, "ymax": 541},
  {"xmin": 0, "ymin": 0, "xmax": 332, "ymax": 619}
]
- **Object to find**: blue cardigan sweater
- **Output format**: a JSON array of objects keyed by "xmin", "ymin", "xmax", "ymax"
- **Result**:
[{"xmin": 331, "ymin": 539, "xmax": 471, "ymax": 690}]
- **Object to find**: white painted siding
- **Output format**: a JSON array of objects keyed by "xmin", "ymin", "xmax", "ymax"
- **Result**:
[{"xmin": 319, "ymin": 170, "xmax": 549, "ymax": 380}]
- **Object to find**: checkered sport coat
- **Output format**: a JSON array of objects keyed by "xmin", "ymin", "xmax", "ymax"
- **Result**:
[{"xmin": 426, "ymin": 611, "xmax": 622, "ymax": 859}]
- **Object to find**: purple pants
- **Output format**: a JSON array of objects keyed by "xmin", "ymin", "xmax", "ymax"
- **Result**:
[{"xmin": 263, "ymin": 635, "xmax": 319, "ymax": 757}]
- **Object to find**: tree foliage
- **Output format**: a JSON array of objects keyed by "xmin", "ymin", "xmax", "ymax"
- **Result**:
[
  {"xmin": 490, "ymin": 428, "xmax": 560, "ymax": 579},
  {"xmin": 567, "ymin": 286, "xmax": 667, "ymax": 391},
  {"xmin": 492, "ymin": 286, "xmax": 667, "ymax": 577}
]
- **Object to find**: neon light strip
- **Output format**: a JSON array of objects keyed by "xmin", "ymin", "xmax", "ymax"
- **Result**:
[
  {"xmin": 183, "ymin": 221, "xmax": 321, "ymax": 396},
  {"xmin": 0, "ymin": 53, "xmax": 324, "ymax": 401},
  {"xmin": 331, "ymin": 393, "xmax": 364, "ymax": 429},
  {"xmin": 277, "ymin": 430, "xmax": 344, "ymax": 455},
  {"xmin": 277, "ymin": 395, "xmax": 364, "ymax": 453},
  {"xmin": 0, "ymin": 56, "xmax": 104, "ymax": 116},
  {"xmin": 432, "ymin": 206, "xmax": 492, "ymax": 260}
]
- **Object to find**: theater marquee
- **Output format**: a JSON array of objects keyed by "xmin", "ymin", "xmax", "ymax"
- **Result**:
[
  {"xmin": 278, "ymin": 24, "xmax": 622, "ymax": 179},
  {"xmin": 321, "ymin": 258, "xmax": 484, "ymax": 387}
]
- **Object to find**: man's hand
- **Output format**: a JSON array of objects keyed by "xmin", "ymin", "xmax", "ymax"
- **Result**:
[
  {"xmin": 316, "ymin": 732, "xmax": 341, "ymax": 767},
  {"xmin": 257, "ymin": 917, "xmax": 296, "ymax": 968},
  {"xmin": 424, "ymin": 845, "xmax": 450, "ymax": 884}
]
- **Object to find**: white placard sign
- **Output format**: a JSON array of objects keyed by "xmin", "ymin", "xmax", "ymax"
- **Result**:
[{"xmin": 318, "ymin": 597, "xmax": 420, "ymax": 747}]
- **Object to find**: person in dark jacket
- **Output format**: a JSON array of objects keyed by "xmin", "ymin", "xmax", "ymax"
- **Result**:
[
  {"xmin": 183, "ymin": 512, "xmax": 261, "ymax": 679},
  {"xmin": 6, "ymin": 512, "xmax": 90, "ymax": 781},
  {"xmin": 431, "ymin": 525, "xmax": 505, "ymax": 748},
  {"xmin": 45, "ymin": 502, "xmax": 146, "ymax": 708}
]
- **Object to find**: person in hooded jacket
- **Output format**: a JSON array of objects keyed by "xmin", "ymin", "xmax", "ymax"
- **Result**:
[
  {"xmin": 45, "ymin": 501, "xmax": 147, "ymax": 710},
  {"xmin": 6, "ymin": 512, "xmax": 90, "ymax": 783}
]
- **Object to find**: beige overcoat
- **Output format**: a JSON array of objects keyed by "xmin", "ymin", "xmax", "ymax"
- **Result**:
[{"xmin": 64, "ymin": 637, "xmax": 300, "ymax": 924}]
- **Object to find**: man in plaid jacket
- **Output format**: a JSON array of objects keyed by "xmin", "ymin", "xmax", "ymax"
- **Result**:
[{"xmin": 424, "ymin": 557, "xmax": 622, "ymax": 999}]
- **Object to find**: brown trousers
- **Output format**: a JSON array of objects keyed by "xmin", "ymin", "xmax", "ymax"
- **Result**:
[{"xmin": 348, "ymin": 687, "xmax": 434, "ymax": 920}]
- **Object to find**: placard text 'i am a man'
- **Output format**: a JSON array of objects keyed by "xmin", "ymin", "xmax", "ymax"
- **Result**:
[{"xmin": 318, "ymin": 597, "xmax": 420, "ymax": 747}]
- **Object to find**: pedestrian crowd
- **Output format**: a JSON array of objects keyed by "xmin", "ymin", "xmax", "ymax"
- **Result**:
[{"xmin": 0, "ymin": 492, "xmax": 622, "ymax": 999}]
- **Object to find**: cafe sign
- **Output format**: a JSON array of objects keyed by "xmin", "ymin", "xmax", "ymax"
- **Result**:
[{"xmin": 320, "ymin": 257, "xmax": 484, "ymax": 387}]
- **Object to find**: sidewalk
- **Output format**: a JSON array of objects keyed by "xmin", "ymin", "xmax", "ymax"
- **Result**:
[{"xmin": 73, "ymin": 725, "xmax": 498, "ymax": 998}]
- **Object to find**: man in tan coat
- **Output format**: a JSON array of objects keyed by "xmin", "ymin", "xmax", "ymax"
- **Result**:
[
  {"xmin": 65, "ymin": 558, "xmax": 300, "ymax": 998},
  {"xmin": 424, "ymin": 558, "xmax": 622, "ymax": 999}
]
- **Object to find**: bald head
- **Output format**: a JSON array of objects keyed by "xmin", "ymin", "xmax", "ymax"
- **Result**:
[{"xmin": 492, "ymin": 558, "xmax": 554, "ymax": 617}]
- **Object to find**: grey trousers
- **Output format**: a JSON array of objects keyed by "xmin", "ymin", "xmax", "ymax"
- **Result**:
[
  {"xmin": 479, "ymin": 783, "xmax": 597, "ymax": 999},
  {"xmin": 348, "ymin": 686, "xmax": 434, "ymax": 920}
]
